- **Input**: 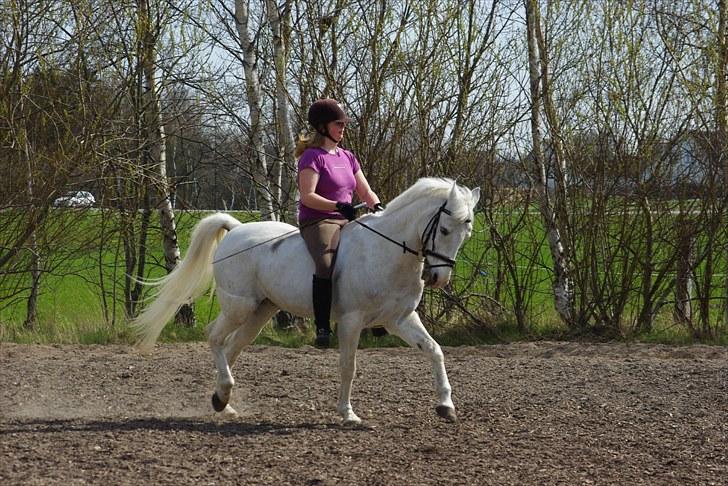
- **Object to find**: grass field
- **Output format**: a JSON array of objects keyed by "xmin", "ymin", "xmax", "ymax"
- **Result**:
[{"xmin": 1, "ymin": 207, "xmax": 727, "ymax": 346}]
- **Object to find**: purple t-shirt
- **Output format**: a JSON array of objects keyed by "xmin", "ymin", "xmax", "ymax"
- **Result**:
[{"xmin": 297, "ymin": 147, "xmax": 361, "ymax": 222}]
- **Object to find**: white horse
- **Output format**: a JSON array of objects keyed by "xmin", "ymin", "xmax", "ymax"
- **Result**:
[{"xmin": 132, "ymin": 177, "xmax": 480, "ymax": 424}]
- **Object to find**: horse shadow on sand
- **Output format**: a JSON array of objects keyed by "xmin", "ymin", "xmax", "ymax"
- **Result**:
[{"xmin": 1, "ymin": 416, "xmax": 375, "ymax": 437}]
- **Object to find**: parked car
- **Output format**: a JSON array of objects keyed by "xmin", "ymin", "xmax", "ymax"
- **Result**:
[{"xmin": 52, "ymin": 191, "xmax": 96, "ymax": 208}]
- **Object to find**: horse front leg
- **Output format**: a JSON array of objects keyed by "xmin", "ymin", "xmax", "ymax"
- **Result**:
[
  {"xmin": 336, "ymin": 316, "xmax": 362, "ymax": 424},
  {"xmin": 390, "ymin": 311, "xmax": 456, "ymax": 422}
]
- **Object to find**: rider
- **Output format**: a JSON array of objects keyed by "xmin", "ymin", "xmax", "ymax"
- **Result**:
[{"xmin": 296, "ymin": 98, "xmax": 384, "ymax": 347}]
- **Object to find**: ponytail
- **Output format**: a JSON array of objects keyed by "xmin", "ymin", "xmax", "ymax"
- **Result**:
[{"xmin": 295, "ymin": 130, "xmax": 326, "ymax": 159}]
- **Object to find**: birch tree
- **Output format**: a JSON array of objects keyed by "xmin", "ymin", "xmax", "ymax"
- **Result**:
[
  {"xmin": 138, "ymin": 0, "xmax": 193, "ymax": 324},
  {"xmin": 234, "ymin": 0, "xmax": 277, "ymax": 221},
  {"xmin": 21, "ymin": 74, "xmax": 42, "ymax": 330},
  {"xmin": 525, "ymin": 0, "xmax": 573, "ymax": 325},
  {"xmin": 265, "ymin": 0, "xmax": 297, "ymax": 220}
]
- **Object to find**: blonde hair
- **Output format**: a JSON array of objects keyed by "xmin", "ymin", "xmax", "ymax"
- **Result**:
[{"xmin": 295, "ymin": 130, "xmax": 326, "ymax": 158}]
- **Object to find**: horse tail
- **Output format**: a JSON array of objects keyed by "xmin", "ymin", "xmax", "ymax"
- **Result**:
[{"xmin": 131, "ymin": 213, "xmax": 242, "ymax": 352}]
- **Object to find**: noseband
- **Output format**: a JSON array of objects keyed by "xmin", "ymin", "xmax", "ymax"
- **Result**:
[{"xmin": 353, "ymin": 202, "xmax": 458, "ymax": 270}]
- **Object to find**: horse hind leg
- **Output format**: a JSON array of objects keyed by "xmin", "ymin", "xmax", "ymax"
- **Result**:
[
  {"xmin": 223, "ymin": 300, "xmax": 278, "ymax": 366},
  {"xmin": 336, "ymin": 317, "xmax": 363, "ymax": 424},
  {"xmin": 207, "ymin": 312, "xmax": 240, "ymax": 413},
  {"xmin": 208, "ymin": 300, "xmax": 279, "ymax": 415}
]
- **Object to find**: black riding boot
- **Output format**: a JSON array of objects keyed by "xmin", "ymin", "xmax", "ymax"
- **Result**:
[{"xmin": 312, "ymin": 275, "xmax": 333, "ymax": 348}]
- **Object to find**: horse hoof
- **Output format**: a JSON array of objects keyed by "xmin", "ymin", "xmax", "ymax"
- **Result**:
[
  {"xmin": 343, "ymin": 418, "xmax": 362, "ymax": 427},
  {"xmin": 435, "ymin": 405, "xmax": 457, "ymax": 422},
  {"xmin": 211, "ymin": 392, "xmax": 227, "ymax": 412},
  {"xmin": 344, "ymin": 420, "xmax": 373, "ymax": 430},
  {"xmin": 221, "ymin": 405, "xmax": 239, "ymax": 418}
]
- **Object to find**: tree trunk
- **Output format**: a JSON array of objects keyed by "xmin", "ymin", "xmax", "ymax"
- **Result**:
[
  {"xmin": 266, "ymin": 0, "xmax": 297, "ymax": 219},
  {"xmin": 637, "ymin": 197, "xmax": 655, "ymax": 334},
  {"xmin": 22, "ymin": 121, "xmax": 39, "ymax": 330},
  {"xmin": 235, "ymin": 0, "xmax": 277, "ymax": 221},
  {"xmin": 525, "ymin": 0, "xmax": 573, "ymax": 326},
  {"xmin": 139, "ymin": 0, "xmax": 194, "ymax": 325},
  {"xmin": 718, "ymin": 0, "xmax": 728, "ymax": 187},
  {"xmin": 265, "ymin": 0, "xmax": 303, "ymax": 330},
  {"xmin": 674, "ymin": 216, "xmax": 696, "ymax": 327},
  {"xmin": 717, "ymin": 0, "xmax": 728, "ymax": 328}
]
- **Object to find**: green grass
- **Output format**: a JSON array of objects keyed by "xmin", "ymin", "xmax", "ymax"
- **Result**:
[
  {"xmin": 2, "ymin": 207, "xmax": 728, "ymax": 346},
  {"xmin": 1, "ymin": 315, "xmax": 132, "ymax": 345}
]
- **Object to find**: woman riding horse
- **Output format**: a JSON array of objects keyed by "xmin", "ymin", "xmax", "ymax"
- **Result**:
[{"xmin": 296, "ymin": 98, "xmax": 383, "ymax": 347}]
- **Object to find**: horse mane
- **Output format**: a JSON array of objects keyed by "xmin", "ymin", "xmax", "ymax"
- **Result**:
[{"xmin": 381, "ymin": 177, "xmax": 472, "ymax": 221}]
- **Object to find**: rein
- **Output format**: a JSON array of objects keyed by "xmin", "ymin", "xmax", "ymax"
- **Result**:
[
  {"xmin": 212, "ymin": 202, "xmax": 458, "ymax": 269},
  {"xmin": 354, "ymin": 202, "xmax": 457, "ymax": 269},
  {"xmin": 212, "ymin": 228, "xmax": 299, "ymax": 264}
]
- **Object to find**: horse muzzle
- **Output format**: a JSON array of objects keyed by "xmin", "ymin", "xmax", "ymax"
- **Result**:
[{"xmin": 422, "ymin": 268, "xmax": 450, "ymax": 288}]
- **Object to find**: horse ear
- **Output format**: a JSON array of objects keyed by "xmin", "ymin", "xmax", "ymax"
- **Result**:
[
  {"xmin": 470, "ymin": 187, "xmax": 481, "ymax": 208},
  {"xmin": 447, "ymin": 181, "xmax": 460, "ymax": 203}
]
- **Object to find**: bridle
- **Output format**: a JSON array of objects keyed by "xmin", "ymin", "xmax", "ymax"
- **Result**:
[
  {"xmin": 420, "ymin": 202, "xmax": 459, "ymax": 270},
  {"xmin": 354, "ymin": 201, "xmax": 463, "ymax": 271}
]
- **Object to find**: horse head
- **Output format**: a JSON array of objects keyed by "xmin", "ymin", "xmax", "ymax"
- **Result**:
[{"xmin": 419, "ymin": 181, "xmax": 480, "ymax": 288}]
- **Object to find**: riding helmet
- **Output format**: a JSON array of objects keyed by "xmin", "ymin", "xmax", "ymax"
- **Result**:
[{"xmin": 307, "ymin": 98, "xmax": 352, "ymax": 128}]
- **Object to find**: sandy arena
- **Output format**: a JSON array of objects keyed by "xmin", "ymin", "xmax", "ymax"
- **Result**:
[{"xmin": 1, "ymin": 341, "xmax": 726, "ymax": 485}]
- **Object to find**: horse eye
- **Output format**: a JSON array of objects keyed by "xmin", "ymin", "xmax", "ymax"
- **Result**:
[{"xmin": 440, "ymin": 227, "xmax": 450, "ymax": 236}]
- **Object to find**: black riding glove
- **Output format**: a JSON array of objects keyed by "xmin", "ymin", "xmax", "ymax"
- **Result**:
[
  {"xmin": 373, "ymin": 202, "xmax": 386, "ymax": 212},
  {"xmin": 335, "ymin": 202, "xmax": 356, "ymax": 221}
]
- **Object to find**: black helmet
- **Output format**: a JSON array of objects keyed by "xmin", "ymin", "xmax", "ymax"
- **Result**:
[{"xmin": 307, "ymin": 98, "xmax": 352, "ymax": 128}]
